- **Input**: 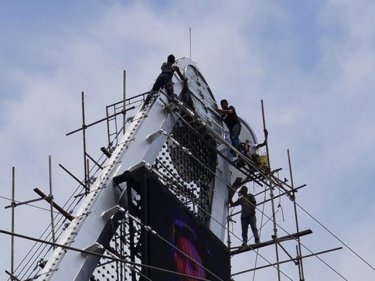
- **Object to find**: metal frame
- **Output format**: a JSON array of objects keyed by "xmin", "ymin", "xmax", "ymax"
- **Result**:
[{"xmin": 3, "ymin": 59, "xmax": 342, "ymax": 281}]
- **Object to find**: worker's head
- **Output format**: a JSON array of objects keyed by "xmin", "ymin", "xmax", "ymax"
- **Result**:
[
  {"xmin": 239, "ymin": 186, "xmax": 248, "ymax": 196},
  {"xmin": 220, "ymin": 99, "xmax": 228, "ymax": 109},
  {"xmin": 167, "ymin": 54, "xmax": 176, "ymax": 63}
]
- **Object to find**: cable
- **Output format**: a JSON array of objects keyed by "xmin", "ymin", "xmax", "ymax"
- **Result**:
[
  {"xmin": 168, "ymin": 95, "xmax": 356, "ymax": 280},
  {"xmin": 152, "ymin": 108, "xmax": 319, "ymax": 280},
  {"xmin": 296, "ymin": 201, "xmax": 375, "ymax": 271},
  {"xmin": 252, "ymin": 189, "xmax": 272, "ymax": 281},
  {"xmin": 160, "ymin": 96, "xmax": 349, "ymax": 280},
  {"xmin": 8, "ymin": 162, "xmax": 92, "ymax": 280},
  {"xmin": 125, "ymin": 211, "xmax": 224, "ymax": 281},
  {"xmin": 232, "ymin": 183, "xmax": 348, "ymax": 280},
  {"xmin": 17, "ymin": 99, "xmax": 151, "ymax": 280},
  {"xmin": 0, "ymin": 229, "xmax": 212, "ymax": 281},
  {"xmin": 4, "ymin": 91, "xmax": 355, "ymax": 281},
  {"xmin": 4, "ymin": 97, "xmax": 148, "ymax": 281},
  {"xmin": 0, "ymin": 195, "xmax": 59, "ymax": 214},
  {"xmin": 145, "ymin": 164, "xmax": 295, "ymax": 281},
  {"xmin": 137, "ymin": 93, "xmax": 352, "ymax": 280}
]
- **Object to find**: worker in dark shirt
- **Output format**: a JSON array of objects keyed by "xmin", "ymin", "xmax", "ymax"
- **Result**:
[
  {"xmin": 216, "ymin": 99, "xmax": 242, "ymax": 157},
  {"xmin": 151, "ymin": 54, "xmax": 186, "ymax": 97},
  {"xmin": 230, "ymin": 186, "xmax": 260, "ymax": 245}
]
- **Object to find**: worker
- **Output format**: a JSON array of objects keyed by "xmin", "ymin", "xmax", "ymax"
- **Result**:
[
  {"xmin": 230, "ymin": 186, "xmax": 260, "ymax": 245},
  {"xmin": 151, "ymin": 54, "xmax": 186, "ymax": 97},
  {"xmin": 216, "ymin": 99, "xmax": 241, "ymax": 157},
  {"xmin": 240, "ymin": 129, "xmax": 268, "ymax": 165}
]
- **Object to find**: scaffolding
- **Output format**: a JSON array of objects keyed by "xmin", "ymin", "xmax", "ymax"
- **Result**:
[{"xmin": 2, "ymin": 61, "xmax": 344, "ymax": 281}]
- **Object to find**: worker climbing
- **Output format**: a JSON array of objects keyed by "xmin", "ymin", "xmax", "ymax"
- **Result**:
[
  {"xmin": 216, "ymin": 99, "xmax": 242, "ymax": 159},
  {"xmin": 151, "ymin": 54, "xmax": 186, "ymax": 97}
]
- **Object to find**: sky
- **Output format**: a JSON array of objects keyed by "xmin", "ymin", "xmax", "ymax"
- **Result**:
[{"xmin": 0, "ymin": 0, "xmax": 375, "ymax": 280}]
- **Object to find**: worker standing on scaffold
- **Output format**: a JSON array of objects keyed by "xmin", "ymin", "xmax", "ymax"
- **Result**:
[
  {"xmin": 216, "ymin": 99, "xmax": 242, "ymax": 158},
  {"xmin": 230, "ymin": 186, "xmax": 260, "ymax": 246},
  {"xmin": 151, "ymin": 54, "xmax": 186, "ymax": 97}
]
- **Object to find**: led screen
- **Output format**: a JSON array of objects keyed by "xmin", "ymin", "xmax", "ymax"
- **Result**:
[{"xmin": 143, "ymin": 175, "xmax": 230, "ymax": 281}]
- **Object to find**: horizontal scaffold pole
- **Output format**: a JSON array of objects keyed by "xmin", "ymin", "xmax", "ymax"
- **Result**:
[
  {"xmin": 231, "ymin": 246, "xmax": 343, "ymax": 277},
  {"xmin": 33, "ymin": 188, "xmax": 74, "ymax": 221},
  {"xmin": 66, "ymin": 106, "xmax": 135, "ymax": 136},
  {"xmin": 0, "ymin": 229, "xmax": 213, "ymax": 281},
  {"xmin": 230, "ymin": 229, "xmax": 313, "ymax": 255}
]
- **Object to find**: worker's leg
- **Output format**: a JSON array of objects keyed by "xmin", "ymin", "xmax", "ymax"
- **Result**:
[
  {"xmin": 230, "ymin": 123, "xmax": 242, "ymax": 153},
  {"xmin": 249, "ymin": 215, "xmax": 260, "ymax": 243},
  {"xmin": 152, "ymin": 74, "xmax": 168, "ymax": 92},
  {"xmin": 241, "ymin": 217, "xmax": 249, "ymax": 244}
]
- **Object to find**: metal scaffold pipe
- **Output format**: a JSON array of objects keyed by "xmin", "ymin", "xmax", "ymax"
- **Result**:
[{"xmin": 261, "ymin": 99, "xmax": 281, "ymax": 281}]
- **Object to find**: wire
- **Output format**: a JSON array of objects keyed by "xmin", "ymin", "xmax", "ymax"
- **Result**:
[
  {"xmin": 3, "ymin": 97, "xmax": 148, "ymax": 281},
  {"xmin": 252, "ymin": 189, "xmax": 272, "ymax": 281},
  {"xmin": 8, "ymin": 165, "xmax": 92, "ymax": 280},
  {"xmin": 161, "ymin": 95, "xmax": 349, "ymax": 280},
  {"xmin": 4, "ymin": 90, "xmax": 359, "ymax": 281},
  {"xmin": 16, "ymin": 136, "xmax": 138, "ymax": 280},
  {"xmin": 146, "ymin": 161, "xmax": 295, "ymax": 281},
  {"xmin": 229, "ymin": 182, "xmax": 348, "ymax": 280},
  {"xmin": 125, "ymin": 211, "xmax": 224, "ymax": 281},
  {"xmin": 0, "ymin": 195, "xmax": 59, "ymax": 214},
  {"xmin": 152, "ymin": 95, "xmax": 346, "ymax": 280},
  {"xmin": 0, "ymin": 229, "xmax": 212, "ymax": 281},
  {"xmin": 296, "ymin": 201, "xmax": 375, "ymax": 271}
]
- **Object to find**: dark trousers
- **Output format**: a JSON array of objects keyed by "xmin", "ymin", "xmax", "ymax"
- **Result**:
[
  {"xmin": 230, "ymin": 123, "xmax": 241, "ymax": 154},
  {"xmin": 241, "ymin": 215, "xmax": 259, "ymax": 243},
  {"xmin": 152, "ymin": 73, "xmax": 173, "ymax": 96}
]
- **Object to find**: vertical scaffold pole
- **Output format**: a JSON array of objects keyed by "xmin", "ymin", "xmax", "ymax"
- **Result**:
[
  {"xmin": 261, "ymin": 100, "xmax": 281, "ymax": 281},
  {"xmin": 189, "ymin": 27, "xmax": 192, "ymax": 60},
  {"xmin": 288, "ymin": 149, "xmax": 305, "ymax": 280},
  {"xmin": 81, "ymin": 91, "xmax": 88, "ymax": 194},
  {"xmin": 49, "ymin": 155, "xmax": 56, "ymax": 248},
  {"xmin": 11, "ymin": 167, "xmax": 15, "ymax": 280},
  {"xmin": 126, "ymin": 185, "xmax": 138, "ymax": 281},
  {"xmin": 227, "ymin": 205, "xmax": 232, "ymax": 276},
  {"xmin": 123, "ymin": 70, "xmax": 127, "ymax": 135}
]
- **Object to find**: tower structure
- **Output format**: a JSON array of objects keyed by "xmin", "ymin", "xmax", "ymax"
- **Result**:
[{"xmin": 4, "ymin": 58, "xmax": 341, "ymax": 281}]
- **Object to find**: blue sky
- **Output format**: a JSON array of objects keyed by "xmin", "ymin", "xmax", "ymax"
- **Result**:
[{"xmin": 1, "ymin": 1, "xmax": 375, "ymax": 280}]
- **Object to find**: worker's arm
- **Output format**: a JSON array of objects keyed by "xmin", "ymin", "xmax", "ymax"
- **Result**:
[
  {"xmin": 230, "ymin": 199, "xmax": 240, "ymax": 207},
  {"xmin": 216, "ymin": 107, "xmax": 234, "ymax": 115},
  {"xmin": 256, "ymin": 129, "xmax": 268, "ymax": 148},
  {"xmin": 172, "ymin": 65, "xmax": 186, "ymax": 81}
]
